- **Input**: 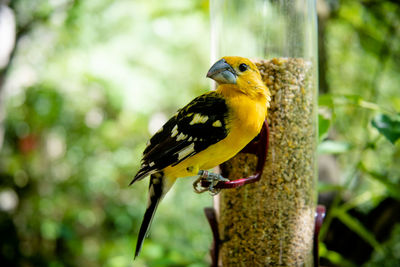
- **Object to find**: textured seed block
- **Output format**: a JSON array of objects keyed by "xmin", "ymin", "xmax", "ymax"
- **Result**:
[{"xmin": 219, "ymin": 58, "xmax": 317, "ymax": 267}]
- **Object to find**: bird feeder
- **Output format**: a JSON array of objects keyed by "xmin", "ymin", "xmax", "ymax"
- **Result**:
[{"xmin": 206, "ymin": 0, "xmax": 319, "ymax": 266}]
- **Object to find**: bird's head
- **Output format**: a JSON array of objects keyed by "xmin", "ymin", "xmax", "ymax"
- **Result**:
[{"xmin": 207, "ymin": 56, "xmax": 269, "ymax": 99}]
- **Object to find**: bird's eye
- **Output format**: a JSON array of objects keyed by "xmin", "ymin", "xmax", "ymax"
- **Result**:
[{"xmin": 238, "ymin": 63, "xmax": 248, "ymax": 72}]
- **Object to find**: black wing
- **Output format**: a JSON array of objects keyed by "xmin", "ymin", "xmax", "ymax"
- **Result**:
[{"xmin": 130, "ymin": 92, "xmax": 230, "ymax": 184}]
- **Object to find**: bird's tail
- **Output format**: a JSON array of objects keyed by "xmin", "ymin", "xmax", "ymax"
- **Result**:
[{"xmin": 134, "ymin": 171, "xmax": 174, "ymax": 259}]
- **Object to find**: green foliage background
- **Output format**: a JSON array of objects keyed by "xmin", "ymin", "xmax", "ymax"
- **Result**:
[{"xmin": 0, "ymin": 0, "xmax": 400, "ymax": 266}]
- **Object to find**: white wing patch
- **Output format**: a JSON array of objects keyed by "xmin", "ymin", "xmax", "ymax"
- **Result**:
[
  {"xmin": 170, "ymin": 125, "xmax": 179, "ymax": 137},
  {"xmin": 176, "ymin": 132, "xmax": 187, "ymax": 141},
  {"xmin": 177, "ymin": 143, "xmax": 195, "ymax": 161},
  {"xmin": 189, "ymin": 114, "xmax": 209, "ymax": 125},
  {"xmin": 212, "ymin": 120, "xmax": 222, "ymax": 127}
]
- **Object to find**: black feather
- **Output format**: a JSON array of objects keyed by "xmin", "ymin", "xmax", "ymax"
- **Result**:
[{"xmin": 134, "ymin": 172, "xmax": 165, "ymax": 259}]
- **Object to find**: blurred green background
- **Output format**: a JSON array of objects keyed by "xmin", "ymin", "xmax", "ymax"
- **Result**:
[{"xmin": 0, "ymin": 0, "xmax": 400, "ymax": 266}]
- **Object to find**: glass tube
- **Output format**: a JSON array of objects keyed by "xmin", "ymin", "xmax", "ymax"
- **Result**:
[{"xmin": 211, "ymin": 0, "xmax": 318, "ymax": 266}]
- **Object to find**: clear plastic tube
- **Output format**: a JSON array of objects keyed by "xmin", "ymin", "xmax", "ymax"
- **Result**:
[{"xmin": 211, "ymin": 0, "xmax": 318, "ymax": 266}]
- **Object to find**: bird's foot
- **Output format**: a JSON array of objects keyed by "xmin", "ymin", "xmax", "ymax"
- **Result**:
[{"xmin": 193, "ymin": 170, "xmax": 229, "ymax": 195}]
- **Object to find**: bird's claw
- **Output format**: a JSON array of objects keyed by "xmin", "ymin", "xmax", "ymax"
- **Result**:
[
  {"xmin": 193, "ymin": 176, "xmax": 208, "ymax": 194},
  {"xmin": 193, "ymin": 170, "xmax": 229, "ymax": 195}
]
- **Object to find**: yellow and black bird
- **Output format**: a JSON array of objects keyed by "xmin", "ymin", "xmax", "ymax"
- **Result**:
[{"xmin": 131, "ymin": 56, "xmax": 270, "ymax": 258}]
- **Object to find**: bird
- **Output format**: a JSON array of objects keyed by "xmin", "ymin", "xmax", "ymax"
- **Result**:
[{"xmin": 130, "ymin": 56, "xmax": 271, "ymax": 258}]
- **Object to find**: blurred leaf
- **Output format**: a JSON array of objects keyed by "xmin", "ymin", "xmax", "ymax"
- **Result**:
[
  {"xmin": 371, "ymin": 113, "xmax": 400, "ymax": 144},
  {"xmin": 365, "ymin": 224, "xmax": 400, "ymax": 267},
  {"xmin": 320, "ymin": 94, "xmax": 389, "ymax": 113},
  {"xmin": 318, "ymin": 113, "xmax": 331, "ymax": 142},
  {"xmin": 340, "ymin": 191, "xmax": 375, "ymax": 213},
  {"xmin": 358, "ymin": 30, "xmax": 382, "ymax": 55},
  {"xmin": 319, "ymin": 94, "xmax": 334, "ymax": 108},
  {"xmin": 333, "ymin": 208, "xmax": 384, "ymax": 254},
  {"xmin": 359, "ymin": 163, "xmax": 400, "ymax": 200},
  {"xmin": 392, "ymin": 97, "xmax": 400, "ymax": 113},
  {"xmin": 337, "ymin": 94, "xmax": 381, "ymax": 111},
  {"xmin": 318, "ymin": 140, "xmax": 352, "ymax": 154},
  {"xmin": 319, "ymin": 242, "xmax": 357, "ymax": 267},
  {"xmin": 318, "ymin": 181, "xmax": 345, "ymax": 193}
]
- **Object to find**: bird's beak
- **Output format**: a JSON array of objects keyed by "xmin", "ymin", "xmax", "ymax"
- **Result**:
[{"xmin": 206, "ymin": 59, "xmax": 237, "ymax": 84}]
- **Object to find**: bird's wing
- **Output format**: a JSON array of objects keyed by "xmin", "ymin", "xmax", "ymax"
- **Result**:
[{"xmin": 131, "ymin": 92, "xmax": 230, "ymax": 184}]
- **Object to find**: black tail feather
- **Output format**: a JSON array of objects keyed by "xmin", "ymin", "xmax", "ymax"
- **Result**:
[
  {"xmin": 134, "ymin": 194, "xmax": 161, "ymax": 258},
  {"xmin": 134, "ymin": 172, "xmax": 166, "ymax": 259}
]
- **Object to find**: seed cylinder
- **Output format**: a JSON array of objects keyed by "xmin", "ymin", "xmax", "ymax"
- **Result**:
[{"xmin": 210, "ymin": 0, "xmax": 318, "ymax": 266}]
